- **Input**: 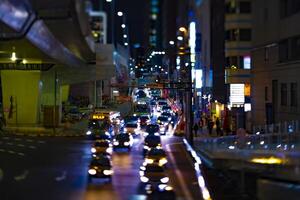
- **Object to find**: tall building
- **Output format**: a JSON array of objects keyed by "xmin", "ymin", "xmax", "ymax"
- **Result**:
[
  {"xmin": 224, "ymin": 0, "xmax": 252, "ymax": 130},
  {"xmin": 252, "ymin": 0, "xmax": 300, "ymax": 126}
]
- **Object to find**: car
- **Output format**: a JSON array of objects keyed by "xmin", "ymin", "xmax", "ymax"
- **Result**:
[
  {"xmin": 136, "ymin": 90, "xmax": 147, "ymax": 99},
  {"xmin": 144, "ymin": 148, "xmax": 168, "ymax": 167},
  {"xmin": 161, "ymin": 106, "xmax": 172, "ymax": 113},
  {"xmin": 88, "ymin": 155, "xmax": 113, "ymax": 181},
  {"xmin": 124, "ymin": 123, "xmax": 139, "ymax": 135},
  {"xmin": 147, "ymin": 185, "xmax": 176, "ymax": 200},
  {"xmin": 113, "ymin": 133, "xmax": 134, "ymax": 150},
  {"xmin": 140, "ymin": 115, "xmax": 151, "ymax": 127},
  {"xmin": 145, "ymin": 124, "xmax": 160, "ymax": 135},
  {"xmin": 143, "ymin": 135, "xmax": 161, "ymax": 155},
  {"xmin": 160, "ymin": 112, "xmax": 172, "ymax": 121},
  {"xmin": 124, "ymin": 116, "xmax": 140, "ymax": 124},
  {"xmin": 66, "ymin": 107, "xmax": 83, "ymax": 121},
  {"xmin": 157, "ymin": 116, "xmax": 170, "ymax": 134},
  {"xmin": 92, "ymin": 152, "xmax": 111, "ymax": 159},
  {"xmin": 91, "ymin": 140, "xmax": 113, "ymax": 155},
  {"xmin": 86, "ymin": 128, "xmax": 111, "ymax": 140},
  {"xmin": 139, "ymin": 164, "xmax": 169, "ymax": 185}
]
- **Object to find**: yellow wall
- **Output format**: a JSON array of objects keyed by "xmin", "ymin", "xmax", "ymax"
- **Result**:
[
  {"xmin": 61, "ymin": 85, "xmax": 69, "ymax": 102},
  {"xmin": 1, "ymin": 70, "xmax": 41, "ymax": 125}
]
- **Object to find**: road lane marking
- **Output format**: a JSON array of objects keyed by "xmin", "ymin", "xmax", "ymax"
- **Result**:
[
  {"xmin": 7, "ymin": 142, "xmax": 13, "ymax": 145},
  {"xmin": 3, "ymin": 137, "xmax": 9, "ymax": 140},
  {"xmin": 17, "ymin": 152, "xmax": 25, "ymax": 156},
  {"xmin": 26, "ymin": 139, "xmax": 33, "ymax": 142},
  {"xmin": 14, "ymin": 138, "xmax": 21, "ymax": 141},
  {"xmin": 14, "ymin": 170, "xmax": 29, "ymax": 181},
  {"xmin": 8, "ymin": 150, "xmax": 15, "ymax": 154},
  {"xmin": 55, "ymin": 171, "xmax": 67, "ymax": 182},
  {"xmin": 165, "ymin": 144, "xmax": 193, "ymax": 200},
  {"xmin": 17, "ymin": 144, "xmax": 25, "ymax": 147},
  {"xmin": 29, "ymin": 146, "xmax": 36, "ymax": 149},
  {"xmin": 0, "ymin": 149, "xmax": 4, "ymax": 152},
  {"xmin": 38, "ymin": 140, "xmax": 45, "ymax": 144}
]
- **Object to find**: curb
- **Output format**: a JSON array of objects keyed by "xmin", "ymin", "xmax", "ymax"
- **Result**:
[{"xmin": 183, "ymin": 139, "xmax": 212, "ymax": 200}]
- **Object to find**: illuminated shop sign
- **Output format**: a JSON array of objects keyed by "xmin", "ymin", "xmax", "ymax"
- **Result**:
[{"xmin": 230, "ymin": 84, "xmax": 245, "ymax": 103}]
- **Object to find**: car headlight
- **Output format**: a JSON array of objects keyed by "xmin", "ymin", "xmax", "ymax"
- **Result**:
[
  {"xmin": 158, "ymin": 184, "xmax": 168, "ymax": 191},
  {"xmin": 106, "ymin": 147, "xmax": 112, "ymax": 154},
  {"xmin": 140, "ymin": 176, "xmax": 149, "ymax": 183},
  {"xmin": 160, "ymin": 177, "xmax": 169, "ymax": 183},
  {"xmin": 86, "ymin": 130, "xmax": 92, "ymax": 135},
  {"xmin": 140, "ymin": 166, "xmax": 146, "ymax": 171},
  {"xmin": 124, "ymin": 142, "xmax": 130, "ymax": 146},
  {"xmin": 124, "ymin": 128, "xmax": 127, "ymax": 132},
  {"xmin": 88, "ymin": 169, "xmax": 97, "ymax": 175},
  {"xmin": 105, "ymin": 131, "xmax": 110, "ymax": 136},
  {"xmin": 139, "ymin": 170, "xmax": 145, "ymax": 176},
  {"xmin": 113, "ymin": 141, "xmax": 119, "ymax": 146},
  {"xmin": 159, "ymin": 158, "xmax": 168, "ymax": 166},
  {"xmin": 144, "ymin": 146, "xmax": 150, "ymax": 150},
  {"xmin": 103, "ymin": 169, "xmax": 113, "ymax": 175},
  {"xmin": 91, "ymin": 147, "xmax": 96, "ymax": 153},
  {"xmin": 145, "ymin": 158, "xmax": 154, "ymax": 164},
  {"xmin": 157, "ymin": 120, "xmax": 161, "ymax": 123},
  {"xmin": 154, "ymin": 132, "xmax": 160, "ymax": 136},
  {"xmin": 165, "ymin": 186, "xmax": 173, "ymax": 191}
]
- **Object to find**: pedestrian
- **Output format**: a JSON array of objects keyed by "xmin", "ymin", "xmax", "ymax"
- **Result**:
[
  {"xmin": 193, "ymin": 123, "xmax": 199, "ymax": 137},
  {"xmin": 199, "ymin": 118, "xmax": 203, "ymax": 133},
  {"xmin": 207, "ymin": 118, "xmax": 214, "ymax": 136},
  {"xmin": 216, "ymin": 117, "xmax": 222, "ymax": 136}
]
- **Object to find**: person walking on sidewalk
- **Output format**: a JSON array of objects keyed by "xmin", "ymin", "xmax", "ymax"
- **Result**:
[
  {"xmin": 207, "ymin": 118, "xmax": 214, "ymax": 136},
  {"xmin": 216, "ymin": 117, "xmax": 222, "ymax": 136},
  {"xmin": 199, "ymin": 118, "xmax": 203, "ymax": 133},
  {"xmin": 193, "ymin": 123, "xmax": 199, "ymax": 137}
]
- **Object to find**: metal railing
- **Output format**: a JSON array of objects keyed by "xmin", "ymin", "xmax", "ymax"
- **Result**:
[{"xmin": 197, "ymin": 120, "xmax": 300, "ymax": 153}]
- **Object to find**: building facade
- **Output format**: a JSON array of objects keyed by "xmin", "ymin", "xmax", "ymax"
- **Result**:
[{"xmin": 252, "ymin": 0, "xmax": 300, "ymax": 126}]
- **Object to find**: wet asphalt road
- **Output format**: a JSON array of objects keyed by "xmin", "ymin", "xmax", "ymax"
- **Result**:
[{"xmin": 0, "ymin": 129, "xmax": 202, "ymax": 200}]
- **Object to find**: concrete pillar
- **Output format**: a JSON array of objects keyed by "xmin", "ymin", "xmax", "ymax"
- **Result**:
[
  {"xmin": 40, "ymin": 68, "xmax": 61, "ymax": 127},
  {"xmin": 1, "ymin": 70, "xmax": 41, "ymax": 126}
]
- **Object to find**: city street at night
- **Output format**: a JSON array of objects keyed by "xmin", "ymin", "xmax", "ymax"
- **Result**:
[{"xmin": 1, "ymin": 0, "xmax": 300, "ymax": 199}]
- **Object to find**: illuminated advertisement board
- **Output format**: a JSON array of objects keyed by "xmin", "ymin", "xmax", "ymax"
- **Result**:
[{"xmin": 230, "ymin": 84, "xmax": 245, "ymax": 103}]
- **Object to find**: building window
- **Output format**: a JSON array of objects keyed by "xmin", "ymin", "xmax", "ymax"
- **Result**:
[
  {"xmin": 280, "ymin": 0, "xmax": 300, "ymax": 18},
  {"xmin": 281, "ymin": 83, "xmax": 288, "ymax": 106},
  {"xmin": 291, "ymin": 36, "xmax": 300, "ymax": 60},
  {"xmin": 226, "ymin": 29, "xmax": 251, "ymax": 41},
  {"xmin": 239, "ymin": 1, "xmax": 251, "ymax": 13},
  {"xmin": 239, "ymin": 29, "xmax": 252, "ymax": 41},
  {"xmin": 226, "ymin": 56, "xmax": 239, "ymax": 68},
  {"xmin": 265, "ymin": 86, "xmax": 268, "ymax": 101},
  {"xmin": 279, "ymin": 39, "xmax": 289, "ymax": 62},
  {"xmin": 291, "ymin": 82, "xmax": 298, "ymax": 107},
  {"xmin": 226, "ymin": 1, "xmax": 237, "ymax": 14}
]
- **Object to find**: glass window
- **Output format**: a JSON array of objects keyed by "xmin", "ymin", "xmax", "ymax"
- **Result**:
[
  {"xmin": 239, "ymin": 29, "xmax": 252, "ymax": 41},
  {"xmin": 281, "ymin": 83, "xmax": 288, "ymax": 106},
  {"xmin": 291, "ymin": 83, "xmax": 298, "ymax": 107},
  {"xmin": 280, "ymin": 0, "xmax": 300, "ymax": 18},
  {"xmin": 291, "ymin": 36, "xmax": 300, "ymax": 60},
  {"xmin": 226, "ymin": 1, "xmax": 237, "ymax": 14},
  {"xmin": 239, "ymin": 1, "xmax": 251, "ymax": 13},
  {"xmin": 279, "ymin": 39, "xmax": 289, "ymax": 62}
]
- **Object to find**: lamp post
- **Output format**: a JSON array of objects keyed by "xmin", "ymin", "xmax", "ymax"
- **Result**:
[{"xmin": 178, "ymin": 27, "xmax": 194, "ymax": 146}]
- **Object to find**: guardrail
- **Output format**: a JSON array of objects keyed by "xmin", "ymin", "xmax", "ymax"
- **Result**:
[{"xmin": 197, "ymin": 131, "xmax": 300, "ymax": 152}]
